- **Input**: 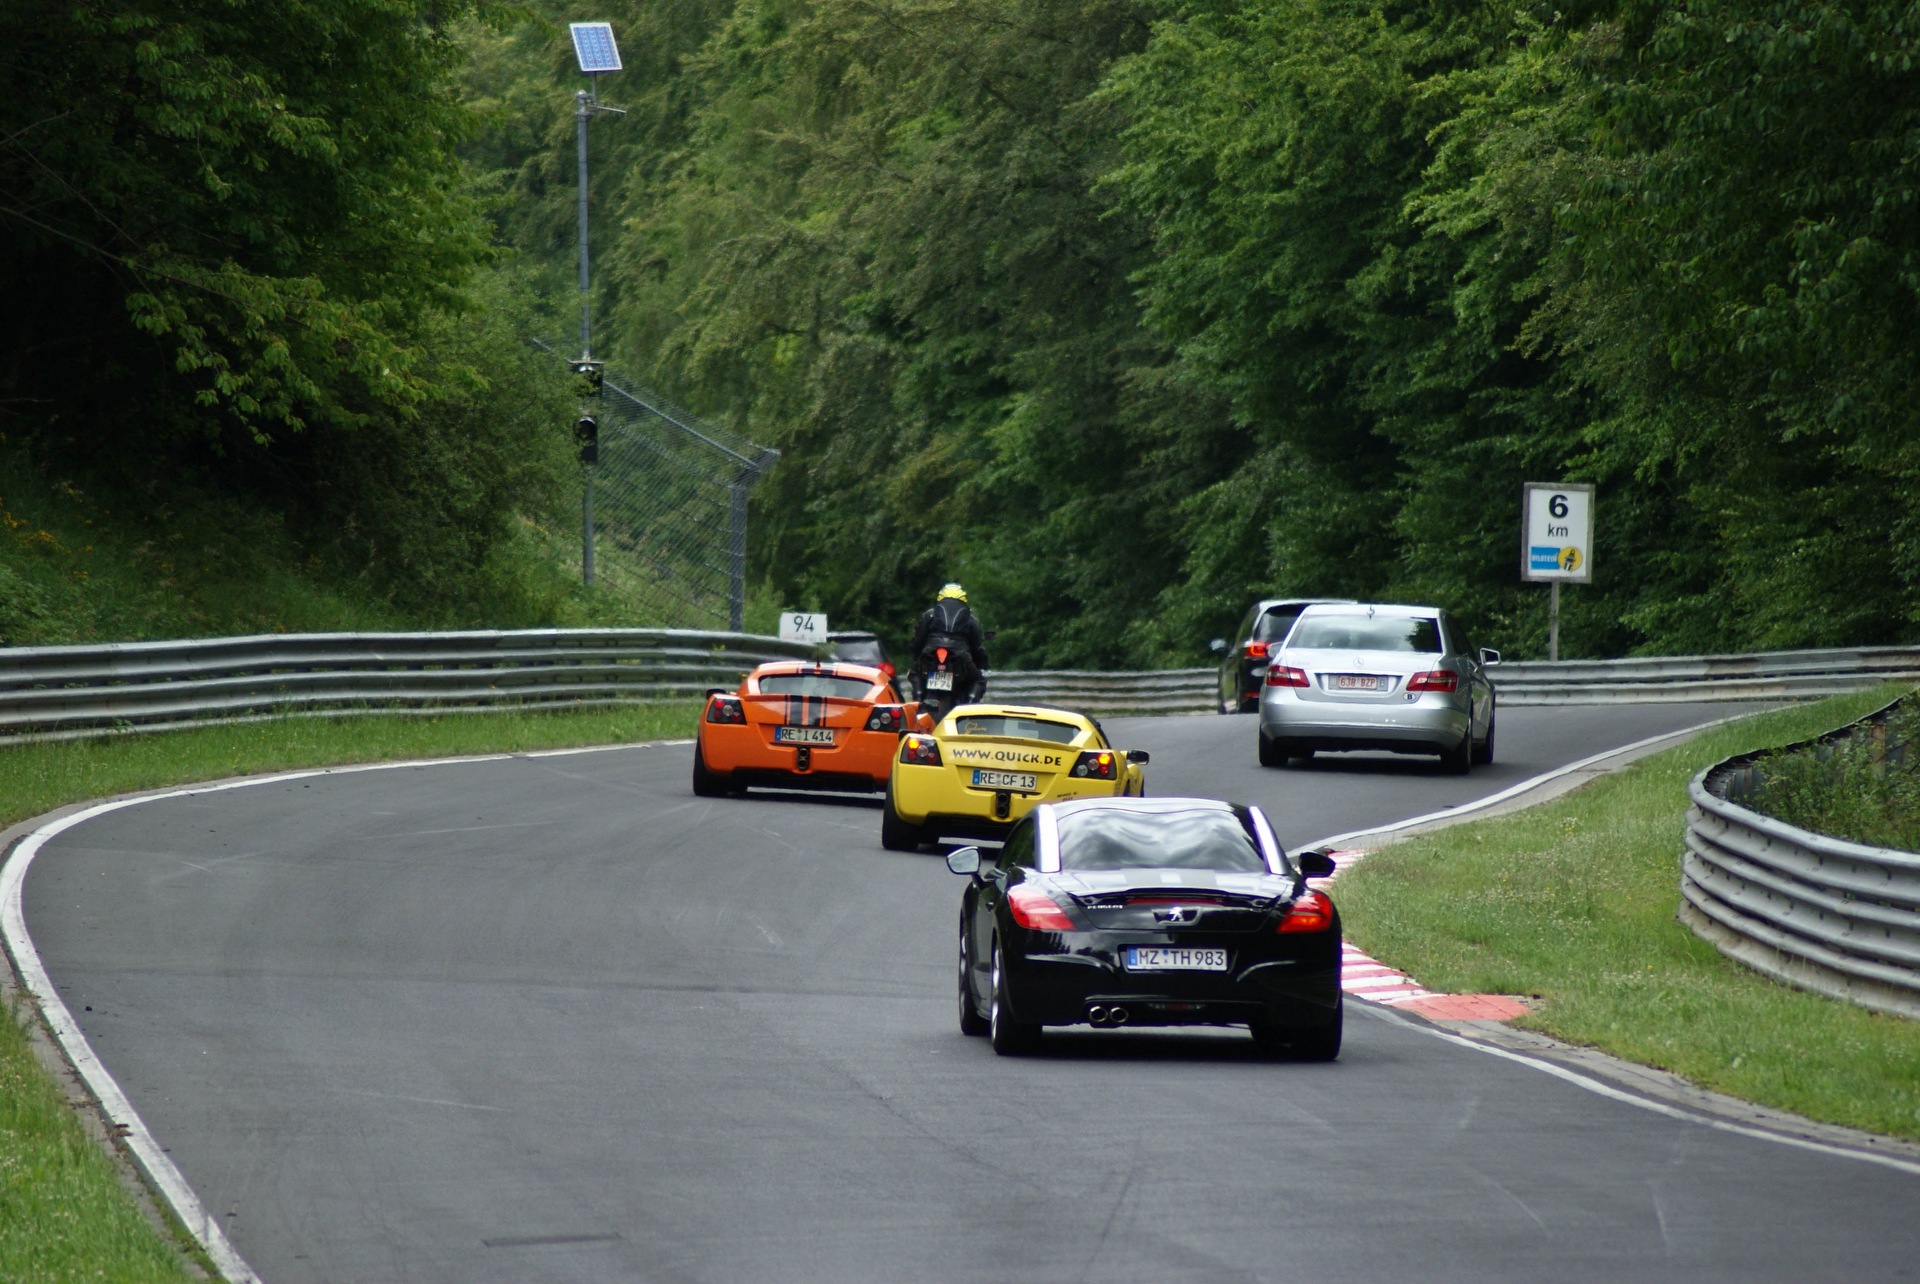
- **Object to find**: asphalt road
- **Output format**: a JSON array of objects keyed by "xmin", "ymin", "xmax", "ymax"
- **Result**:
[{"xmin": 21, "ymin": 703, "xmax": 1920, "ymax": 1282}]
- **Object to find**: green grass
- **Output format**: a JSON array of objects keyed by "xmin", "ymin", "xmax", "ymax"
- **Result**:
[
  {"xmin": 1749, "ymin": 699, "xmax": 1920, "ymax": 850},
  {"xmin": 0, "ymin": 702, "xmax": 698, "ymax": 1280},
  {"xmin": 1336, "ymin": 685, "xmax": 1920, "ymax": 1142}
]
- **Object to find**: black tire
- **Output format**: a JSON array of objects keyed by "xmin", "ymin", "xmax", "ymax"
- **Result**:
[
  {"xmin": 1289, "ymin": 995, "xmax": 1344, "ymax": 1062},
  {"xmin": 1289, "ymin": 746, "xmax": 1314, "ymax": 766},
  {"xmin": 691, "ymin": 742, "xmax": 728, "ymax": 797},
  {"xmin": 880, "ymin": 785, "xmax": 924, "ymax": 851},
  {"xmin": 1237, "ymin": 695, "xmax": 1260, "ymax": 714},
  {"xmin": 989, "ymin": 940, "xmax": 1042, "ymax": 1055},
  {"xmin": 1472, "ymin": 708, "xmax": 1496, "ymax": 766},
  {"xmin": 958, "ymin": 924, "xmax": 989, "ymax": 1037},
  {"xmin": 1258, "ymin": 731, "xmax": 1287, "ymax": 769},
  {"xmin": 1440, "ymin": 725, "xmax": 1472, "ymax": 775}
]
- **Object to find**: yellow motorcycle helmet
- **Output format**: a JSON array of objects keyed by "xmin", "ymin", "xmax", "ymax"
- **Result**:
[{"xmin": 937, "ymin": 582, "xmax": 967, "ymax": 602}]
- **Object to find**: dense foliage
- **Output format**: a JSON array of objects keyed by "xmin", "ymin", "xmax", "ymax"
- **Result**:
[
  {"xmin": 0, "ymin": 0, "xmax": 576, "ymax": 621},
  {"xmin": 471, "ymin": 0, "xmax": 1920, "ymax": 663}
]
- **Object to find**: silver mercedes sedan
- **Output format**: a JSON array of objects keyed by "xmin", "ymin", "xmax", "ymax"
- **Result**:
[{"xmin": 1256, "ymin": 603, "xmax": 1498, "ymax": 774}]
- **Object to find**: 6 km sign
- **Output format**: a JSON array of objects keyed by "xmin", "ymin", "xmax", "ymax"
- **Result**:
[{"xmin": 1522, "ymin": 483, "xmax": 1594, "ymax": 584}]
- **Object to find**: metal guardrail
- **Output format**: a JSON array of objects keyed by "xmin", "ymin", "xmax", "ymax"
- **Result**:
[
  {"xmin": 5, "ymin": 636, "xmax": 1917, "ymax": 741},
  {"xmin": 1680, "ymin": 698, "xmax": 1920, "ymax": 1019},
  {"xmin": 0, "ymin": 631, "xmax": 818, "ymax": 743},
  {"xmin": 990, "ymin": 645, "xmax": 1920, "ymax": 715}
]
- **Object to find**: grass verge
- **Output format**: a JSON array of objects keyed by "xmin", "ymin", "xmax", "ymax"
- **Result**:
[
  {"xmin": 1336, "ymin": 685, "xmax": 1920, "ymax": 1143},
  {"xmin": 0, "ymin": 701, "xmax": 698, "ymax": 1281}
]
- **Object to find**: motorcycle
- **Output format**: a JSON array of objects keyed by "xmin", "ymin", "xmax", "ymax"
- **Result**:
[{"xmin": 914, "ymin": 645, "xmax": 983, "ymax": 729}]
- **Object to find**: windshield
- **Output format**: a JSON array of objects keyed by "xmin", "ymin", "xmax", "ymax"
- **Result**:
[
  {"xmin": 1288, "ymin": 615, "xmax": 1442, "ymax": 654},
  {"xmin": 951, "ymin": 715, "xmax": 1081, "ymax": 744},
  {"xmin": 756, "ymin": 672, "xmax": 877, "ymax": 699},
  {"xmin": 1056, "ymin": 806, "xmax": 1268, "ymax": 873}
]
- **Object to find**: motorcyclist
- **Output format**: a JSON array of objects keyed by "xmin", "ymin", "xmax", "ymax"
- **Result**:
[{"xmin": 909, "ymin": 583, "xmax": 990, "ymax": 707}]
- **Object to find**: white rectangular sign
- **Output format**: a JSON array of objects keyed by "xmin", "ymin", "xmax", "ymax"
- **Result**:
[
  {"xmin": 778, "ymin": 611, "xmax": 829, "ymax": 644},
  {"xmin": 1521, "ymin": 483, "xmax": 1594, "ymax": 584}
]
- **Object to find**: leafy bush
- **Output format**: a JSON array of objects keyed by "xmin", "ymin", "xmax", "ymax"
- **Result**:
[{"xmin": 1750, "ymin": 702, "xmax": 1920, "ymax": 852}]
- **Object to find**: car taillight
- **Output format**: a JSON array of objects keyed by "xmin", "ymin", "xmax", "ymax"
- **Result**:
[
  {"xmin": 1009, "ymin": 885, "xmax": 1076, "ymax": 931},
  {"xmin": 879, "ymin": 661, "xmax": 895, "ymax": 678},
  {"xmin": 1407, "ymin": 669, "xmax": 1459, "ymax": 693},
  {"xmin": 1244, "ymin": 640, "xmax": 1269, "ymax": 660},
  {"xmin": 1265, "ymin": 666, "xmax": 1309, "ymax": 688},
  {"xmin": 1278, "ymin": 890, "xmax": 1334, "ymax": 933},
  {"xmin": 706, "ymin": 696, "xmax": 747, "ymax": 724},
  {"xmin": 866, "ymin": 705, "xmax": 905, "ymax": 732},
  {"xmin": 900, "ymin": 735, "xmax": 942, "ymax": 766},
  {"xmin": 1071, "ymin": 749, "xmax": 1116, "ymax": 779}
]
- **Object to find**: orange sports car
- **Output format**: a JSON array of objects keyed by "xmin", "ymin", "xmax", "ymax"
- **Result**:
[{"xmin": 692, "ymin": 660, "xmax": 913, "ymax": 796}]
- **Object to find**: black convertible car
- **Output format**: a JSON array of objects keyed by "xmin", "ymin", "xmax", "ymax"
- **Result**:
[{"xmin": 947, "ymin": 796, "xmax": 1343, "ymax": 1057}]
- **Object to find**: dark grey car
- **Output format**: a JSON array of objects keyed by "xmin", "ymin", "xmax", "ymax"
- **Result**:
[{"xmin": 1209, "ymin": 598, "xmax": 1355, "ymax": 713}]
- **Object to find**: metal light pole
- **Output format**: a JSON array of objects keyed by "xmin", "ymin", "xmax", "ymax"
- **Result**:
[{"xmin": 567, "ymin": 23, "xmax": 624, "ymax": 587}]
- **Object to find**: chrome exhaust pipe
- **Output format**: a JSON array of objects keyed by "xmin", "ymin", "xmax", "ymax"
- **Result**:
[
  {"xmin": 1087, "ymin": 1005, "xmax": 1108, "ymax": 1026},
  {"xmin": 1109, "ymin": 1006, "xmax": 1130, "ymax": 1025}
]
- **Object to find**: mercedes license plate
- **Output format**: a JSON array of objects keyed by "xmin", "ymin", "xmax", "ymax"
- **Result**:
[
  {"xmin": 1333, "ymin": 674, "xmax": 1385, "ymax": 691},
  {"xmin": 972, "ymin": 769, "xmax": 1037, "ymax": 792},
  {"xmin": 1124, "ymin": 946, "xmax": 1228, "ymax": 972},
  {"xmin": 924, "ymin": 671, "xmax": 955, "ymax": 691},
  {"xmin": 774, "ymin": 726, "xmax": 836, "ymax": 745}
]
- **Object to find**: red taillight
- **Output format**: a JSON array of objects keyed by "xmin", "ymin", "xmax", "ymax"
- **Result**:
[
  {"xmin": 866, "ymin": 705, "xmax": 905, "ymax": 733},
  {"xmin": 879, "ymin": 661, "xmax": 895, "ymax": 678},
  {"xmin": 1070, "ymin": 749, "xmax": 1116, "ymax": 779},
  {"xmin": 1407, "ymin": 669, "xmax": 1459, "ymax": 693},
  {"xmin": 900, "ymin": 734, "xmax": 942, "ymax": 766},
  {"xmin": 1265, "ymin": 666, "xmax": 1309, "ymax": 688},
  {"xmin": 1244, "ymin": 640, "xmax": 1269, "ymax": 660},
  {"xmin": 1009, "ymin": 885, "xmax": 1076, "ymax": 932},
  {"xmin": 935, "ymin": 646, "xmax": 949, "ymax": 665},
  {"xmin": 1278, "ymin": 890, "xmax": 1334, "ymax": 933},
  {"xmin": 706, "ymin": 696, "xmax": 747, "ymax": 724}
]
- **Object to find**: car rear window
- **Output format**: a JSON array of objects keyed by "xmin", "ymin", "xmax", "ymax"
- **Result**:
[
  {"xmin": 830, "ymin": 639, "xmax": 886, "ymax": 665},
  {"xmin": 1252, "ymin": 607, "xmax": 1306, "ymax": 642},
  {"xmin": 756, "ymin": 672, "xmax": 877, "ymax": 699},
  {"xmin": 1287, "ymin": 616, "xmax": 1442, "ymax": 654},
  {"xmin": 1056, "ymin": 806, "xmax": 1268, "ymax": 873},
  {"xmin": 951, "ymin": 715, "xmax": 1081, "ymax": 744}
]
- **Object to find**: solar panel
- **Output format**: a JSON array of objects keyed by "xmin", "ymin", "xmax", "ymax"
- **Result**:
[{"xmin": 569, "ymin": 22, "xmax": 622, "ymax": 74}]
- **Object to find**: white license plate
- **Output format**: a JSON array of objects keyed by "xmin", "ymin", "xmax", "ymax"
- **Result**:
[
  {"xmin": 1332, "ymin": 674, "xmax": 1385, "ymax": 691},
  {"xmin": 1124, "ymin": 946, "xmax": 1228, "ymax": 972},
  {"xmin": 924, "ymin": 671, "xmax": 955, "ymax": 691},
  {"xmin": 773, "ymin": 726, "xmax": 835, "ymax": 745},
  {"xmin": 972, "ymin": 769, "xmax": 1037, "ymax": 792}
]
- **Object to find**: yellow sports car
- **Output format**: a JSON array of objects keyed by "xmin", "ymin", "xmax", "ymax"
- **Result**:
[{"xmin": 881, "ymin": 703, "xmax": 1148, "ymax": 850}]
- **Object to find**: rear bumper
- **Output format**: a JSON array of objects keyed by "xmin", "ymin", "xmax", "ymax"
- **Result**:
[
  {"xmin": 1259, "ymin": 692, "xmax": 1467, "ymax": 753},
  {"xmin": 890, "ymin": 762, "xmax": 1129, "ymax": 832},
  {"xmin": 1003, "ymin": 942, "xmax": 1341, "ymax": 1030},
  {"xmin": 698, "ymin": 725, "xmax": 896, "ymax": 787}
]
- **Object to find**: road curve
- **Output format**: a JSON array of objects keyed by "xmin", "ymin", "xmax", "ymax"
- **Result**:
[{"xmin": 17, "ymin": 703, "xmax": 1920, "ymax": 1282}]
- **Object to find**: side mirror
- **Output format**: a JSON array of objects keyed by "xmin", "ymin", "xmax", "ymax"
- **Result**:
[
  {"xmin": 1479, "ymin": 647, "xmax": 1502, "ymax": 665},
  {"xmin": 1295, "ymin": 849, "xmax": 1337, "ymax": 879},
  {"xmin": 1126, "ymin": 749, "xmax": 1150, "ymax": 765},
  {"xmin": 1208, "ymin": 638, "xmax": 1228, "ymax": 656},
  {"xmin": 946, "ymin": 846, "xmax": 982, "ymax": 877}
]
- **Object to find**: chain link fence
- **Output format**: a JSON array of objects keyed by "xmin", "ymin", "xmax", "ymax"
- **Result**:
[{"xmin": 537, "ymin": 340, "xmax": 780, "ymax": 629}]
